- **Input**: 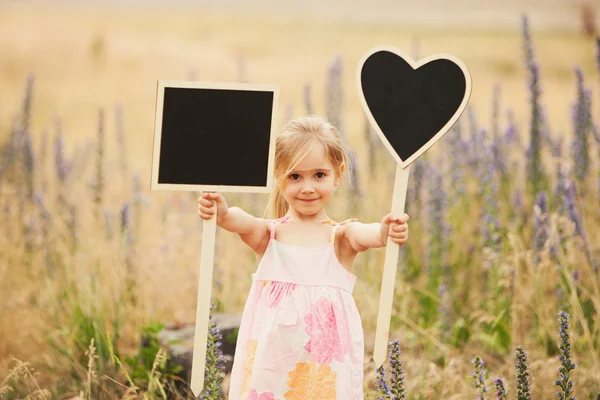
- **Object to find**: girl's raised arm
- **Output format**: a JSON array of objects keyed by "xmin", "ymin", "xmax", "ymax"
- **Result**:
[
  {"xmin": 343, "ymin": 213, "xmax": 409, "ymax": 252},
  {"xmin": 198, "ymin": 192, "xmax": 269, "ymax": 253}
]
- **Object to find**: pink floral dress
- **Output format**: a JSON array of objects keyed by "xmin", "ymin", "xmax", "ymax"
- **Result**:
[{"xmin": 228, "ymin": 216, "xmax": 365, "ymax": 400}]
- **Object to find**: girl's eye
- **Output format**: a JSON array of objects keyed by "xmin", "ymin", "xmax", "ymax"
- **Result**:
[
  {"xmin": 290, "ymin": 174, "xmax": 300, "ymax": 180},
  {"xmin": 316, "ymin": 172, "xmax": 326, "ymax": 179}
]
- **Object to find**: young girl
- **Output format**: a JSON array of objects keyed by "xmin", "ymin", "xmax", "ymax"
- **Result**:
[{"xmin": 198, "ymin": 116, "xmax": 409, "ymax": 400}]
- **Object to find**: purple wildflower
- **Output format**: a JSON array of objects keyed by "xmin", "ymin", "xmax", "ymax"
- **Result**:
[
  {"xmin": 67, "ymin": 203, "xmax": 78, "ymax": 251},
  {"xmin": 596, "ymin": 36, "xmax": 600, "ymax": 75},
  {"xmin": 472, "ymin": 356, "xmax": 489, "ymax": 399},
  {"xmin": 592, "ymin": 125, "xmax": 600, "ymax": 216},
  {"xmin": 346, "ymin": 148, "xmax": 363, "ymax": 202},
  {"xmin": 325, "ymin": 54, "xmax": 344, "ymax": 137},
  {"xmin": 54, "ymin": 128, "xmax": 71, "ymax": 185},
  {"xmin": 563, "ymin": 171, "xmax": 586, "ymax": 241},
  {"xmin": 364, "ymin": 118, "xmax": 385, "ymax": 173},
  {"xmin": 505, "ymin": 109, "xmax": 521, "ymax": 148},
  {"xmin": 555, "ymin": 311, "xmax": 576, "ymax": 400},
  {"xmin": 33, "ymin": 190, "xmax": 51, "ymax": 227},
  {"xmin": 489, "ymin": 85, "xmax": 508, "ymax": 180},
  {"xmin": 94, "ymin": 109, "xmax": 105, "ymax": 209},
  {"xmin": 446, "ymin": 120, "xmax": 466, "ymax": 202},
  {"xmin": 437, "ymin": 282, "xmax": 452, "ymax": 342},
  {"xmin": 20, "ymin": 74, "xmax": 34, "ymax": 134},
  {"xmin": 492, "ymin": 83, "xmax": 501, "ymax": 139},
  {"xmin": 515, "ymin": 346, "xmax": 532, "ymax": 400},
  {"xmin": 556, "ymin": 165, "xmax": 597, "ymax": 270},
  {"xmin": 570, "ymin": 66, "xmax": 592, "ymax": 183},
  {"xmin": 200, "ymin": 303, "xmax": 226, "ymax": 399},
  {"xmin": 389, "ymin": 339, "xmax": 406, "ymax": 399},
  {"xmin": 424, "ymin": 164, "xmax": 450, "ymax": 274},
  {"xmin": 115, "ymin": 103, "xmax": 128, "ymax": 175},
  {"xmin": 513, "ymin": 189, "xmax": 522, "ymax": 211},
  {"xmin": 23, "ymin": 130, "xmax": 34, "ymax": 199},
  {"xmin": 39, "ymin": 130, "xmax": 49, "ymax": 192},
  {"xmin": 467, "ymin": 108, "xmax": 482, "ymax": 169},
  {"xmin": 552, "ymin": 134, "xmax": 564, "ymax": 158},
  {"xmin": 479, "ymin": 130, "xmax": 502, "ymax": 255},
  {"xmin": 120, "ymin": 203, "xmax": 134, "ymax": 245},
  {"xmin": 406, "ymin": 157, "xmax": 426, "ymax": 218},
  {"xmin": 539, "ymin": 105, "xmax": 557, "ymax": 152},
  {"xmin": 522, "ymin": 14, "xmax": 546, "ymax": 195},
  {"xmin": 534, "ymin": 191, "xmax": 549, "ymax": 255},
  {"xmin": 553, "ymin": 163, "xmax": 568, "ymax": 214},
  {"xmin": 376, "ymin": 365, "xmax": 391, "ymax": 400},
  {"xmin": 494, "ymin": 377, "xmax": 508, "ymax": 399}
]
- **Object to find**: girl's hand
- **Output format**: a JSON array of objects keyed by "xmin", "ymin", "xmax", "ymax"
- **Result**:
[
  {"xmin": 197, "ymin": 192, "xmax": 229, "ymax": 222},
  {"xmin": 380, "ymin": 212, "xmax": 409, "ymax": 246}
]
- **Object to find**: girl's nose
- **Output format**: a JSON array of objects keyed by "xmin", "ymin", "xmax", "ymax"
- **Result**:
[{"xmin": 301, "ymin": 183, "xmax": 315, "ymax": 193}]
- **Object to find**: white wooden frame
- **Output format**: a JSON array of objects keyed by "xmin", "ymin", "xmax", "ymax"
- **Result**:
[
  {"xmin": 150, "ymin": 80, "xmax": 279, "ymax": 396},
  {"xmin": 151, "ymin": 80, "xmax": 280, "ymax": 193},
  {"xmin": 357, "ymin": 45, "xmax": 472, "ymax": 168},
  {"xmin": 356, "ymin": 45, "xmax": 471, "ymax": 367}
]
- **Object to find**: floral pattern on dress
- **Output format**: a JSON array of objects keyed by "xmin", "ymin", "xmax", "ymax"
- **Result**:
[
  {"xmin": 245, "ymin": 389, "xmax": 275, "ymax": 400},
  {"xmin": 267, "ymin": 282, "xmax": 297, "ymax": 308},
  {"xmin": 283, "ymin": 361, "xmax": 337, "ymax": 400},
  {"xmin": 241, "ymin": 339, "xmax": 258, "ymax": 398},
  {"xmin": 303, "ymin": 297, "xmax": 351, "ymax": 364}
]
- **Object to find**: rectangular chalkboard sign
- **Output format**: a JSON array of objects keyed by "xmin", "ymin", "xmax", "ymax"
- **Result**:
[{"xmin": 151, "ymin": 80, "xmax": 279, "ymax": 193}]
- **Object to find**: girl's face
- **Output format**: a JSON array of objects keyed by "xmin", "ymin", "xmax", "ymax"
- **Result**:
[{"xmin": 281, "ymin": 142, "xmax": 340, "ymax": 217}]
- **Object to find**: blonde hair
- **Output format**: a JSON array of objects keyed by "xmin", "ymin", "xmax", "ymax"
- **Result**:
[{"xmin": 266, "ymin": 115, "xmax": 352, "ymax": 219}]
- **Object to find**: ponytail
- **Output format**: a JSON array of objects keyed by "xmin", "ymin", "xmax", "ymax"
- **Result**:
[{"xmin": 266, "ymin": 178, "xmax": 289, "ymax": 219}]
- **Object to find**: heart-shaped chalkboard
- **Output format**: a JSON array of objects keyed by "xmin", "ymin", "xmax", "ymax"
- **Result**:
[{"xmin": 357, "ymin": 46, "xmax": 472, "ymax": 168}]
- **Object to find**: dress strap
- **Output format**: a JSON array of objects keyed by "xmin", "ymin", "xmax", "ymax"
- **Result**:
[
  {"xmin": 269, "ymin": 220, "xmax": 276, "ymax": 239},
  {"xmin": 330, "ymin": 225, "xmax": 339, "ymax": 243},
  {"xmin": 269, "ymin": 215, "xmax": 290, "ymax": 239},
  {"xmin": 328, "ymin": 218, "xmax": 358, "ymax": 243}
]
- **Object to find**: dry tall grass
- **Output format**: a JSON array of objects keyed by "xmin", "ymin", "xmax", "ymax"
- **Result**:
[{"xmin": 1, "ymin": 3, "xmax": 599, "ymax": 398}]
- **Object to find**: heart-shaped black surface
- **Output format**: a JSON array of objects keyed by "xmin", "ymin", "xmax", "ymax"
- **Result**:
[{"xmin": 359, "ymin": 49, "xmax": 469, "ymax": 166}]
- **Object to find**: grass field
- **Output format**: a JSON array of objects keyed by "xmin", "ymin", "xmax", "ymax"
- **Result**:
[{"xmin": 1, "ymin": 2, "xmax": 599, "ymax": 398}]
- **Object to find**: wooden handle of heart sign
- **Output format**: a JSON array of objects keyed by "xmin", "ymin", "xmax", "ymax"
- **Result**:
[
  {"xmin": 190, "ymin": 211, "xmax": 217, "ymax": 396},
  {"xmin": 373, "ymin": 164, "xmax": 410, "ymax": 367}
]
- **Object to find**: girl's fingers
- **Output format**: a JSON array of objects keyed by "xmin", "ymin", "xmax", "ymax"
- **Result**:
[
  {"xmin": 200, "ymin": 200, "xmax": 213, "ymax": 207},
  {"xmin": 383, "ymin": 213, "xmax": 409, "ymax": 226},
  {"xmin": 389, "ymin": 230, "xmax": 408, "ymax": 238},
  {"xmin": 390, "ymin": 233, "xmax": 407, "ymax": 239},
  {"xmin": 204, "ymin": 192, "xmax": 220, "ymax": 201},
  {"xmin": 198, "ymin": 198, "xmax": 217, "ymax": 207}
]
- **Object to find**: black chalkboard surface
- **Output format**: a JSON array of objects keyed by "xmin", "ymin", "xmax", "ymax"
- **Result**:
[
  {"xmin": 358, "ymin": 47, "xmax": 470, "ymax": 168},
  {"xmin": 151, "ymin": 81, "xmax": 279, "ymax": 192}
]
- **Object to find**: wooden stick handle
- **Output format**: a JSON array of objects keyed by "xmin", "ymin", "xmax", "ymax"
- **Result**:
[
  {"xmin": 373, "ymin": 164, "xmax": 410, "ymax": 367},
  {"xmin": 190, "ymin": 212, "xmax": 217, "ymax": 396}
]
